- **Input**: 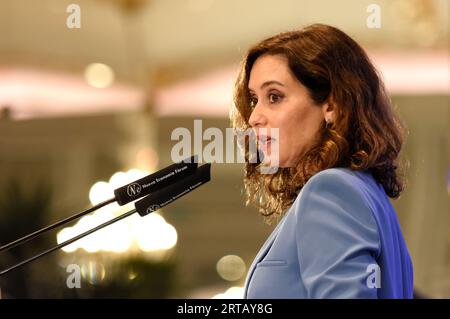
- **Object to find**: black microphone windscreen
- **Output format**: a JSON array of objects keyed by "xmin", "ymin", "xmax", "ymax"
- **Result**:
[
  {"xmin": 135, "ymin": 163, "xmax": 211, "ymax": 216},
  {"xmin": 114, "ymin": 155, "xmax": 198, "ymax": 205}
]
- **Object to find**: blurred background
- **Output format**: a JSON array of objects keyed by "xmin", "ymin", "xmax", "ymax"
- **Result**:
[{"xmin": 0, "ymin": 0, "xmax": 448, "ymax": 298}]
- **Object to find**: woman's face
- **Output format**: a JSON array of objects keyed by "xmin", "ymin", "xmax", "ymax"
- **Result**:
[{"xmin": 248, "ymin": 54, "xmax": 328, "ymax": 168}]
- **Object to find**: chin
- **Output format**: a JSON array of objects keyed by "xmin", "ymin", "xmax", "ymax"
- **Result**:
[
  {"xmin": 261, "ymin": 152, "xmax": 295, "ymax": 169},
  {"xmin": 270, "ymin": 157, "xmax": 288, "ymax": 168},
  {"xmin": 277, "ymin": 156, "xmax": 299, "ymax": 168}
]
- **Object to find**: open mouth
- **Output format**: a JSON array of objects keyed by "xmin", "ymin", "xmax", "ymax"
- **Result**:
[{"xmin": 258, "ymin": 135, "xmax": 274, "ymax": 146}]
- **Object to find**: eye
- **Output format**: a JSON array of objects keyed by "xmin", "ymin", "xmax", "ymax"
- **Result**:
[
  {"xmin": 249, "ymin": 96, "xmax": 258, "ymax": 108},
  {"xmin": 268, "ymin": 93, "xmax": 282, "ymax": 104}
]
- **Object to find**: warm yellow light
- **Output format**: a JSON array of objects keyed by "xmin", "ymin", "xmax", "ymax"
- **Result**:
[
  {"xmin": 128, "ymin": 271, "xmax": 138, "ymax": 280},
  {"xmin": 126, "ymin": 168, "xmax": 147, "ymax": 182},
  {"xmin": 81, "ymin": 261, "xmax": 106, "ymax": 284},
  {"xmin": 57, "ymin": 227, "xmax": 77, "ymax": 253},
  {"xmin": 134, "ymin": 213, "xmax": 178, "ymax": 252},
  {"xmin": 109, "ymin": 171, "xmax": 128, "ymax": 189},
  {"xmin": 216, "ymin": 255, "xmax": 246, "ymax": 281},
  {"xmin": 212, "ymin": 286, "xmax": 244, "ymax": 299},
  {"xmin": 57, "ymin": 169, "xmax": 178, "ymax": 254},
  {"xmin": 89, "ymin": 181, "xmax": 113, "ymax": 205},
  {"xmin": 84, "ymin": 63, "xmax": 114, "ymax": 88}
]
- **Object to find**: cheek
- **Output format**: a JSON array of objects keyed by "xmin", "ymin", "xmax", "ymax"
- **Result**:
[
  {"xmin": 277, "ymin": 104, "xmax": 322, "ymax": 151},
  {"xmin": 277, "ymin": 108, "xmax": 307, "ymax": 141}
]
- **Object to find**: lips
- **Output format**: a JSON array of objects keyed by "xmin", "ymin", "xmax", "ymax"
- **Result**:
[
  {"xmin": 258, "ymin": 135, "xmax": 271, "ymax": 145},
  {"xmin": 257, "ymin": 134, "xmax": 275, "ymax": 146}
]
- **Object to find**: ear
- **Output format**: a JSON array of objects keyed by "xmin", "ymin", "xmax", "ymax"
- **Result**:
[{"xmin": 321, "ymin": 102, "xmax": 335, "ymax": 123}]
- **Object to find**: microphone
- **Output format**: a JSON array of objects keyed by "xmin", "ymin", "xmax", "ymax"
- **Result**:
[
  {"xmin": 114, "ymin": 155, "xmax": 198, "ymax": 205},
  {"xmin": 135, "ymin": 163, "xmax": 211, "ymax": 216},
  {"xmin": 0, "ymin": 155, "xmax": 198, "ymax": 252},
  {"xmin": 0, "ymin": 163, "xmax": 211, "ymax": 276}
]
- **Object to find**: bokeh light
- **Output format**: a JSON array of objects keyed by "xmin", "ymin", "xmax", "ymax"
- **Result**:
[
  {"xmin": 56, "ymin": 169, "xmax": 178, "ymax": 254},
  {"xmin": 216, "ymin": 255, "xmax": 246, "ymax": 281},
  {"xmin": 84, "ymin": 63, "xmax": 115, "ymax": 88},
  {"xmin": 212, "ymin": 286, "xmax": 244, "ymax": 299}
]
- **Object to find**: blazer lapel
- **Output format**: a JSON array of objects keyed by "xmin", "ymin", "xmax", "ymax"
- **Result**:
[{"xmin": 243, "ymin": 214, "xmax": 288, "ymax": 297}]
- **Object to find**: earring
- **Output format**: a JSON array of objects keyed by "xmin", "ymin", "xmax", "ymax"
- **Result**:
[{"xmin": 325, "ymin": 119, "xmax": 332, "ymax": 129}]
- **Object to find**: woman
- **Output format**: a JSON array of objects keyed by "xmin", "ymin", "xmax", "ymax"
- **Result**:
[{"xmin": 231, "ymin": 24, "xmax": 414, "ymax": 298}]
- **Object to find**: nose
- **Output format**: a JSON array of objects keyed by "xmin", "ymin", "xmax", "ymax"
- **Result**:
[{"xmin": 248, "ymin": 103, "xmax": 267, "ymax": 128}]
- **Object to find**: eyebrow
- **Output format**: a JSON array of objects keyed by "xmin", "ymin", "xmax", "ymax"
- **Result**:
[{"xmin": 248, "ymin": 80, "xmax": 285, "ymax": 92}]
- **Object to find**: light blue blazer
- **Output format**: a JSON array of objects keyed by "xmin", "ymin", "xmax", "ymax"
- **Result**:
[{"xmin": 244, "ymin": 168, "xmax": 414, "ymax": 299}]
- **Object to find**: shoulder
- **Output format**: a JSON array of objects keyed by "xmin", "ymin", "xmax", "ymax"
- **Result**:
[
  {"xmin": 305, "ymin": 167, "xmax": 369, "ymax": 192},
  {"xmin": 300, "ymin": 167, "xmax": 383, "ymax": 216},
  {"xmin": 291, "ymin": 168, "xmax": 382, "ymax": 298},
  {"xmin": 293, "ymin": 167, "xmax": 371, "ymax": 208},
  {"xmin": 291, "ymin": 167, "xmax": 379, "ymax": 239}
]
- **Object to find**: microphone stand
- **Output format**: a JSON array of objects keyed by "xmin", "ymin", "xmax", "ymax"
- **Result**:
[{"xmin": 0, "ymin": 209, "xmax": 136, "ymax": 276}]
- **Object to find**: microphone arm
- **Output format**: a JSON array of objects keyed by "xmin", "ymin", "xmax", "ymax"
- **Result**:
[
  {"xmin": 0, "ymin": 155, "xmax": 198, "ymax": 253},
  {"xmin": 0, "ymin": 209, "xmax": 137, "ymax": 276},
  {"xmin": 0, "ymin": 163, "xmax": 211, "ymax": 277},
  {"xmin": 0, "ymin": 198, "xmax": 115, "ymax": 253}
]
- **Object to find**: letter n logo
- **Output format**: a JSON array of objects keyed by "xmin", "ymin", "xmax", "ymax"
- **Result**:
[{"xmin": 127, "ymin": 183, "xmax": 142, "ymax": 197}]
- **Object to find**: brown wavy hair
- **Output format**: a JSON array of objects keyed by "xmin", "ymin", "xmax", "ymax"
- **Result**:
[{"xmin": 231, "ymin": 24, "xmax": 407, "ymax": 222}]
